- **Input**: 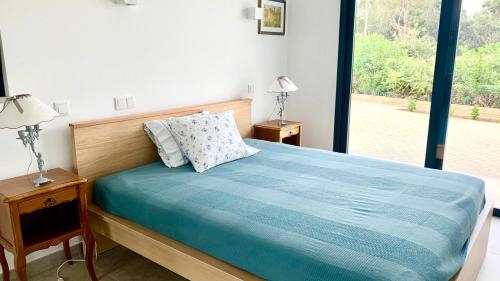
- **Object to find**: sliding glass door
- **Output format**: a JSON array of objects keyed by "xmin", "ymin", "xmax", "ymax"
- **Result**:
[
  {"xmin": 444, "ymin": 0, "xmax": 500, "ymax": 209},
  {"xmin": 348, "ymin": 0, "xmax": 441, "ymax": 166},
  {"xmin": 334, "ymin": 0, "xmax": 499, "ymax": 214}
]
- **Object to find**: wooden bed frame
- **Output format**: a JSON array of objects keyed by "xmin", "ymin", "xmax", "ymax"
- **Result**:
[{"xmin": 69, "ymin": 98, "xmax": 493, "ymax": 281}]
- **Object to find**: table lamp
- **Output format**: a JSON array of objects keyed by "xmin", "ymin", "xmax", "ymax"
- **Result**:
[
  {"xmin": 268, "ymin": 76, "xmax": 298, "ymax": 126},
  {"xmin": 0, "ymin": 94, "xmax": 59, "ymax": 187}
]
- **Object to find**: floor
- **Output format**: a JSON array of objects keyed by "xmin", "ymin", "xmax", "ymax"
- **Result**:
[
  {"xmin": 477, "ymin": 217, "xmax": 500, "ymax": 280},
  {"xmin": 349, "ymin": 96, "xmax": 500, "ymax": 209},
  {"xmin": 10, "ymin": 218, "xmax": 500, "ymax": 281}
]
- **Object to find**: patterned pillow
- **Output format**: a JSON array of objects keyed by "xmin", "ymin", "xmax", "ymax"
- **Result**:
[
  {"xmin": 166, "ymin": 111, "xmax": 259, "ymax": 172},
  {"xmin": 144, "ymin": 120, "xmax": 189, "ymax": 168}
]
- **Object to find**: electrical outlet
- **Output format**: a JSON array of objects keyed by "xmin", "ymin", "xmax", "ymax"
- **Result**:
[
  {"xmin": 126, "ymin": 96, "xmax": 136, "ymax": 109},
  {"xmin": 247, "ymin": 84, "xmax": 255, "ymax": 95},
  {"xmin": 53, "ymin": 101, "xmax": 70, "ymax": 116},
  {"xmin": 114, "ymin": 97, "xmax": 128, "ymax": 111}
]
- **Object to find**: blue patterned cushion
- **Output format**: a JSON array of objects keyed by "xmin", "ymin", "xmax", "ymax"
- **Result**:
[{"xmin": 166, "ymin": 111, "xmax": 259, "ymax": 172}]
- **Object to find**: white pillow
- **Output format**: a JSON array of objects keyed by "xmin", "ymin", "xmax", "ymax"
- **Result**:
[
  {"xmin": 144, "ymin": 120, "xmax": 189, "ymax": 168},
  {"xmin": 166, "ymin": 111, "xmax": 259, "ymax": 173}
]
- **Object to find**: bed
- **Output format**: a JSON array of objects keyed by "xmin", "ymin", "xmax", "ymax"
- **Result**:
[{"xmin": 70, "ymin": 99, "xmax": 493, "ymax": 281}]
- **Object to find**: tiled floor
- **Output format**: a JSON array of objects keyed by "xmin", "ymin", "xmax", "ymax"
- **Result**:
[
  {"xmin": 16, "ymin": 245, "xmax": 187, "ymax": 281},
  {"xmin": 12, "ymin": 218, "xmax": 500, "ymax": 281},
  {"xmin": 477, "ymin": 217, "xmax": 500, "ymax": 281}
]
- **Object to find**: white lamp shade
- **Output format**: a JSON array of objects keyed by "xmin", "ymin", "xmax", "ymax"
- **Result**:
[
  {"xmin": 0, "ymin": 94, "xmax": 58, "ymax": 129},
  {"xmin": 268, "ymin": 76, "xmax": 299, "ymax": 93}
]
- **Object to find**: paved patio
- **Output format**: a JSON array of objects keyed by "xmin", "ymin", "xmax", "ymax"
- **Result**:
[{"xmin": 349, "ymin": 96, "xmax": 500, "ymax": 207}]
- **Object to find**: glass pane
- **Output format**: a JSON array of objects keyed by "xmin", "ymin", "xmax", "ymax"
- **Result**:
[
  {"xmin": 445, "ymin": 0, "xmax": 500, "ymax": 208},
  {"xmin": 349, "ymin": 0, "xmax": 441, "ymax": 165}
]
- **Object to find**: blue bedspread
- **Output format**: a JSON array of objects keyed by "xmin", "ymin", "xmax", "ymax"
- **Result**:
[{"xmin": 94, "ymin": 139, "xmax": 485, "ymax": 281}]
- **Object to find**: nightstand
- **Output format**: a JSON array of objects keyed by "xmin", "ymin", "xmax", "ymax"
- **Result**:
[
  {"xmin": 0, "ymin": 169, "xmax": 98, "ymax": 281},
  {"xmin": 254, "ymin": 120, "xmax": 302, "ymax": 146}
]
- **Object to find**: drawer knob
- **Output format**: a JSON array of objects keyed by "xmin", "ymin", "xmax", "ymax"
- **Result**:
[
  {"xmin": 289, "ymin": 131, "xmax": 293, "ymax": 136},
  {"xmin": 44, "ymin": 198, "xmax": 57, "ymax": 207}
]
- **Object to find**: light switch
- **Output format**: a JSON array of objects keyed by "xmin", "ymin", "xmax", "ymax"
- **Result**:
[
  {"xmin": 53, "ymin": 101, "xmax": 70, "ymax": 116},
  {"xmin": 126, "ymin": 96, "xmax": 136, "ymax": 109},
  {"xmin": 114, "ymin": 97, "xmax": 128, "ymax": 111}
]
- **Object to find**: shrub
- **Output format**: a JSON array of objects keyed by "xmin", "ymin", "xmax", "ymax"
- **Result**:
[
  {"xmin": 408, "ymin": 100, "xmax": 417, "ymax": 112},
  {"xmin": 384, "ymin": 56, "xmax": 433, "ymax": 100},
  {"xmin": 471, "ymin": 105, "xmax": 480, "ymax": 120},
  {"xmin": 452, "ymin": 43, "xmax": 500, "ymax": 108},
  {"xmin": 353, "ymin": 34, "xmax": 499, "ymax": 109},
  {"xmin": 352, "ymin": 34, "xmax": 406, "ymax": 96}
]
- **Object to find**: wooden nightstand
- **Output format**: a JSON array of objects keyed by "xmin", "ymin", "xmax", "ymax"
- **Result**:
[
  {"xmin": 0, "ymin": 169, "xmax": 98, "ymax": 281},
  {"xmin": 254, "ymin": 120, "xmax": 302, "ymax": 146}
]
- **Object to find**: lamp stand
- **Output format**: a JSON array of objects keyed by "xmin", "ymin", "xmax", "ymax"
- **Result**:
[
  {"xmin": 17, "ymin": 125, "xmax": 54, "ymax": 187},
  {"xmin": 277, "ymin": 92, "xmax": 289, "ymax": 126}
]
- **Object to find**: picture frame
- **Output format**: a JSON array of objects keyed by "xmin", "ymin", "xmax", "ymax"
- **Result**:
[{"xmin": 258, "ymin": 0, "xmax": 286, "ymax": 36}]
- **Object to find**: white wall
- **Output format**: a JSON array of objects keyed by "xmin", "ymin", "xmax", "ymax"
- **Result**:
[
  {"xmin": 286, "ymin": 0, "xmax": 340, "ymax": 150},
  {"xmin": 0, "ymin": 0, "xmax": 287, "ymax": 272}
]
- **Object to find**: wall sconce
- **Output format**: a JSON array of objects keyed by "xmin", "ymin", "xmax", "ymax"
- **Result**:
[{"xmin": 247, "ymin": 8, "xmax": 263, "ymax": 20}]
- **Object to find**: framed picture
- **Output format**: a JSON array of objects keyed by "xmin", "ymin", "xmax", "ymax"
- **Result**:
[
  {"xmin": 258, "ymin": 0, "xmax": 286, "ymax": 36},
  {"xmin": 0, "ymin": 32, "xmax": 7, "ymax": 98}
]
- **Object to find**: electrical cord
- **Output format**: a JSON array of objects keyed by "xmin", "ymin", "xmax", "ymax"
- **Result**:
[
  {"xmin": 56, "ymin": 242, "xmax": 98, "ymax": 281},
  {"xmin": 56, "ymin": 259, "xmax": 85, "ymax": 281}
]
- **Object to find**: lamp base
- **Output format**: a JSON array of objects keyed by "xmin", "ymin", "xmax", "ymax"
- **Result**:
[
  {"xmin": 33, "ymin": 176, "xmax": 54, "ymax": 187},
  {"xmin": 278, "ymin": 120, "xmax": 288, "ymax": 126}
]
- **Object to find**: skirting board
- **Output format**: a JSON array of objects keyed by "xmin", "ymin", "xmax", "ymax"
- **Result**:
[{"xmin": 0, "ymin": 244, "xmax": 82, "ymax": 280}]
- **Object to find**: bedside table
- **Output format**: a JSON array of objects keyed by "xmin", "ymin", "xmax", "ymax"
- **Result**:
[
  {"xmin": 0, "ymin": 169, "xmax": 98, "ymax": 281},
  {"xmin": 254, "ymin": 120, "xmax": 302, "ymax": 146}
]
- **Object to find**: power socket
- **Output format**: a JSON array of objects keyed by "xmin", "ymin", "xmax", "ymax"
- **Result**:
[
  {"xmin": 248, "ymin": 84, "xmax": 255, "ymax": 95},
  {"xmin": 114, "ymin": 97, "xmax": 127, "ymax": 111},
  {"xmin": 53, "ymin": 101, "xmax": 71, "ymax": 116},
  {"xmin": 126, "ymin": 96, "xmax": 136, "ymax": 109}
]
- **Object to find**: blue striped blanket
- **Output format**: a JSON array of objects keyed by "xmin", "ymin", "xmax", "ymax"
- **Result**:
[{"xmin": 94, "ymin": 139, "xmax": 485, "ymax": 281}]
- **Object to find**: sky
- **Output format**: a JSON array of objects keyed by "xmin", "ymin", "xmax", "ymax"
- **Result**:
[{"xmin": 462, "ymin": 0, "xmax": 484, "ymax": 15}]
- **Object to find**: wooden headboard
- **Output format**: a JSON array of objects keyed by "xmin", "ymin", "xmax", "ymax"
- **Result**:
[{"xmin": 70, "ymin": 99, "xmax": 252, "ymax": 199}]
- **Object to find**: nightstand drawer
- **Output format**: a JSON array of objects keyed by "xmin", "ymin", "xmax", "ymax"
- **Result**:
[
  {"xmin": 280, "ymin": 127, "xmax": 300, "ymax": 138},
  {"xmin": 18, "ymin": 187, "xmax": 78, "ymax": 215}
]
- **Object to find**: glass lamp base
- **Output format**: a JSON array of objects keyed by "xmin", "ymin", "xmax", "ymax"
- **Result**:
[{"xmin": 33, "ymin": 176, "xmax": 54, "ymax": 187}]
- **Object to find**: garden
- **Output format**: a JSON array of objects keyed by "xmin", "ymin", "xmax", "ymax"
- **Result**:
[
  {"xmin": 349, "ymin": 0, "xmax": 500, "ymax": 206},
  {"xmin": 352, "ymin": 0, "xmax": 499, "ymax": 119}
]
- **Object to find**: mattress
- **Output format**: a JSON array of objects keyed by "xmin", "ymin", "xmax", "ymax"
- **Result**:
[{"xmin": 94, "ymin": 139, "xmax": 485, "ymax": 281}]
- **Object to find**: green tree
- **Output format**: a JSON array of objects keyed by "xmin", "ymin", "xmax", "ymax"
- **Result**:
[
  {"xmin": 352, "ymin": 0, "xmax": 499, "ymax": 109},
  {"xmin": 459, "ymin": 0, "xmax": 500, "ymax": 49}
]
